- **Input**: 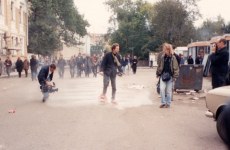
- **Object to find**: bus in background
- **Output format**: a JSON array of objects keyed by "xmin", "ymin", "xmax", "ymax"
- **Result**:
[
  {"xmin": 174, "ymin": 46, "xmax": 188, "ymax": 61},
  {"xmin": 187, "ymin": 41, "xmax": 211, "ymax": 62}
]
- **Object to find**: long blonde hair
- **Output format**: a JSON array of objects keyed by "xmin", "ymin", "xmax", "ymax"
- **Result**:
[{"xmin": 163, "ymin": 43, "xmax": 173, "ymax": 56}]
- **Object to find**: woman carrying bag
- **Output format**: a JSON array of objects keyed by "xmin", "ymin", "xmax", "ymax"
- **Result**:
[{"xmin": 156, "ymin": 43, "xmax": 179, "ymax": 108}]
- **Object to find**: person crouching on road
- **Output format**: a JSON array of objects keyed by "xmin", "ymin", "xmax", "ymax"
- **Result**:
[
  {"xmin": 156, "ymin": 43, "xmax": 179, "ymax": 108},
  {"xmin": 38, "ymin": 64, "xmax": 56, "ymax": 102},
  {"xmin": 99, "ymin": 43, "xmax": 123, "ymax": 104}
]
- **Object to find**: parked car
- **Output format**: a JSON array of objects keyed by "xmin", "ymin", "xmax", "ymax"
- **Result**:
[{"xmin": 205, "ymin": 86, "xmax": 230, "ymax": 147}]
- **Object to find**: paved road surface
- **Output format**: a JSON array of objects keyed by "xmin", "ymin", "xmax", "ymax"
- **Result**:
[{"xmin": 0, "ymin": 68, "xmax": 227, "ymax": 150}]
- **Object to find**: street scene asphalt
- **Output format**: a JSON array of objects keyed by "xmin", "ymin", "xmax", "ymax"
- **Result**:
[{"xmin": 0, "ymin": 68, "xmax": 228, "ymax": 150}]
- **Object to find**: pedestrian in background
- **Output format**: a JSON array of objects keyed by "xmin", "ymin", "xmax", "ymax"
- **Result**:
[
  {"xmin": 195, "ymin": 54, "xmax": 203, "ymax": 64},
  {"xmin": 76, "ymin": 53, "xmax": 83, "ymax": 77},
  {"xmin": 156, "ymin": 43, "xmax": 179, "ymax": 108},
  {"xmin": 84, "ymin": 55, "xmax": 92, "ymax": 77},
  {"xmin": 30, "ymin": 55, "xmax": 38, "ymax": 81},
  {"xmin": 16, "ymin": 57, "xmax": 24, "ymax": 78},
  {"xmin": 23, "ymin": 57, "xmax": 30, "ymax": 77},
  {"xmin": 132, "ymin": 56, "xmax": 138, "ymax": 74},
  {"xmin": 4, "ymin": 56, "xmax": 12, "ymax": 77},
  {"xmin": 210, "ymin": 38, "xmax": 229, "ymax": 89},
  {"xmin": 187, "ymin": 55, "xmax": 194, "ymax": 64},
  {"xmin": 91, "ymin": 54, "xmax": 98, "ymax": 77},
  {"xmin": 121, "ymin": 56, "xmax": 128, "ymax": 73},
  {"xmin": 57, "ymin": 55, "xmax": 66, "ymax": 79},
  {"xmin": 0, "ymin": 58, "xmax": 3, "ymax": 76},
  {"xmin": 69, "ymin": 56, "xmax": 76, "ymax": 78}
]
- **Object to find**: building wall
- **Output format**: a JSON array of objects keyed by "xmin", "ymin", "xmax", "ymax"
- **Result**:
[{"xmin": 0, "ymin": 0, "xmax": 28, "ymax": 61}]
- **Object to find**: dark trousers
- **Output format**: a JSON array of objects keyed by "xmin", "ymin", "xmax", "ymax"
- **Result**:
[
  {"xmin": 212, "ymin": 74, "xmax": 226, "ymax": 89},
  {"xmin": 103, "ymin": 74, "xmax": 116, "ymax": 100},
  {"xmin": 18, "ymin": 71, "xmax": 22, "ymax": 78},
  {"xmin": 25, "ymin": 69, "xmax": 28, "ymax": 77},
  {"xmin": 92, "ymin": 66, "xmax": 97, "ymax": 77},
  {"xmin": 132, "ymin": 65, "xmax": 137, "ymax": 74}
]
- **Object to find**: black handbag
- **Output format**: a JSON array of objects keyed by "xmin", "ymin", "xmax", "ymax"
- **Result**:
[
  {"xmin": 161, "ymin": 72, "xmax": 171, "ymax": 82},
  {"xmin": 156, "ymin": 78, "xmax": 160, "ymax": 94}
]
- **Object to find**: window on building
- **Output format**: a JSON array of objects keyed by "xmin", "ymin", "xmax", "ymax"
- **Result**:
[
  {"xmin": 11, "ymin": 1, "xmax": 14, "ymax": 20},
  {"xmin": 0, "ymin": 0, "xmax": 2, "ymax": 15},
  {"xmin": 19, "ymin": 6, "xmax": 22, "ymax": 23}
]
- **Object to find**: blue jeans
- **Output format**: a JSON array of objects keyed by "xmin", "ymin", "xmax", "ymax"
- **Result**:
[{"xmin": 160, "ymin": 77, "xmax": 173, "ymax": 105}]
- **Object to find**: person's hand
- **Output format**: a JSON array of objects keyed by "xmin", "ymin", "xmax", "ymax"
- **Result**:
[
  {"xmin": 99, "ymin": 72, "xmax": 103, "ymax": 76},
  {"xmin": 117, "ymin": 72, "xmax": 123, "ymax": 77},
  {"xmin": 46, "ymin": 81, "xmax": 53, "ymax": 86}
]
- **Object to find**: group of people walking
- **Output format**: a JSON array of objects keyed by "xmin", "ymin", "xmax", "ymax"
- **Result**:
[{"xmin": 0, "ymin": 55, "xmax": 39, "ymax": 80}]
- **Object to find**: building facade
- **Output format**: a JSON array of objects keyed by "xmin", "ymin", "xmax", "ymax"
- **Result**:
[{"xmin": 0, "ymin": 0, "xmax": 28, "ymax": 60}]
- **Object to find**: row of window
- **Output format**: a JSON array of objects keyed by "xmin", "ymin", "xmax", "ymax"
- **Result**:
[{"xmin": 0, "ymin": 0, "xmax": 25, "ymax": 24}]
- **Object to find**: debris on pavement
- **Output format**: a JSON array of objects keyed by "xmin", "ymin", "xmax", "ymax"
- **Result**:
[
  {"xmin": 128, "ymin": 84, "xmax": 144, "ymax": 90},
  {"xmin": 8, "ymin": 109, "xmax": 16, "ymax": 113}
]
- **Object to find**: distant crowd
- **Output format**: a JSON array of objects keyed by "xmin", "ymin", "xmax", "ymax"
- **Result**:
[{"xmin": 0, "ymin": 52, "xmax": 139, "ymax": 79}]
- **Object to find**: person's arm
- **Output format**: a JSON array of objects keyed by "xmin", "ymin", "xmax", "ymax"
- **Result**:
[{"xmin": 211, "ymin": 51, "xmax": 229, "ymax": 66}]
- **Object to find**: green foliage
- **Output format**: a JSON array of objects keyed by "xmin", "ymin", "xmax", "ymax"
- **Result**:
[
  {"xmin": 196, "ymin": 16, "xmax": 226, "ymax": 41},
  {"xmin": 151, "ymin": 0, "xmax": 196, "ymax": 46},
  {"xmin": 106, "ymin": 0, "xmax": 199, "ymax": 59},
  {"xmin": 28, "ymin": 0, "xmax": 89, "ymax": 56},
  {"xmin": 106, "ymin": 0, "xmax": 152, "ymax": 59}
]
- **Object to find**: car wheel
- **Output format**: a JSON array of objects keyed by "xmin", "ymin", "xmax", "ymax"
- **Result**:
[{"xmin": 216, "ymin": 107, "xmax": 230, "ymax": 146}]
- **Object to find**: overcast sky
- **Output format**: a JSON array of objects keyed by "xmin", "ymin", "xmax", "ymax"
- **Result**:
[{"xmin": 74, "ymin": 0, "xmax": 230, "ymax": 34}]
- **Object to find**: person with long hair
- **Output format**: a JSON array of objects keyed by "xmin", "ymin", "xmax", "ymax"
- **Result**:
[{"xmin": 156, "ymin": 43, "xmax": 179, "ymax": 108}]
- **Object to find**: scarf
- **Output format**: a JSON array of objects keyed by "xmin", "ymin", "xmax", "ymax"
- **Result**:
[{"xmin": 112, "ymin": 53, "xmax": 121, "ymax": 67}]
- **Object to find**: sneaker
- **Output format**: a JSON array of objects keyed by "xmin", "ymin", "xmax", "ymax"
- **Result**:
[
  {"xmin": 159, "ymin": 104, "xmax": 166, "ymax": 108},
  {"xmin": 42, "ymin": 98, "xmax": 46, "ymax": 103}
]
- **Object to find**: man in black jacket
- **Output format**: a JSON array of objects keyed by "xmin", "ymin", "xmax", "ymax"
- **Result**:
[
  {"xmin": 211, "ymin": 38, "xmax": 229, "ymax": 89},
  {"xmin": 38, "ymin": 64, "xmax": 57, "ymax": 102},
  {"xmin": 99, "ymin": 43, "xmax": 123, "ymax": 104}
]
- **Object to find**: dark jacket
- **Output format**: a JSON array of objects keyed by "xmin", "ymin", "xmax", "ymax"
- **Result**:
[
  {"xmin": 195, "ymin": 56, "xmax": 203, "ymax": 64},
  {"xmin": 132, "ymin": 59, "xmax": 138, "ymax": 68},
  {"xmin": 121, "ymin": 58, "xmax": 128, "ymax": 67},
  {"xmin": 187, "ymin": 57, "xmax": 194, "ymax": 64},
  {"xmin": 16, "ymin": 60, "xmax": 24, "ymax": 72},
  {"xmin": 100, "ymin": 52, "xmax": 122, "ymax": 77},
  {"xmin": 210, "ymin": 47, "xmax": 229, "ymax": 88},
  {"xmin": 38, "ymin": 65, "xmax": 53, "ymax": 85}
]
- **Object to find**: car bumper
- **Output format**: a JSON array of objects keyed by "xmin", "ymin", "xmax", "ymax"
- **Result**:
[{"xmin": 205, "ymin": 110, "xmax": 214, "ymax": 118}]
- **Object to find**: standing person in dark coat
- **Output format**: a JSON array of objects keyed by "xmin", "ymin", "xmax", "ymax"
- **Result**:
[
  {"xmin": 23, "ymin": 57, "xmax": 30, "ymax": 77},
  {"xmin": 16, "ymin": 57, "xmax": 24, "ymax": 78},
  {"xmin": 210, "ymin": 38, "xmax": 229, "ymax": 89},
  {"xmin": 84, "ymin": 55, "xmax": 92, "ymax": 77},
  {"xmin": 38, "ymin": 64, "xmax": 56, "ymax": 102},
  {"xmin": 76, "ymin": 53, "xmax": 83, "ymax": 77},
  {"xmin": 57, "ymin": 56, "xmax": 66, "ymax": 79},
  {"xmin": 69, "ymin": 56, "xmax": 76, "ymax": 78},
  {"xmin": 91, "ymin": 54, "xmax": 98, "ymax": 77},
  {"xmin": 30, "ymin": 55, "xmax": 38, "ymax": 81},
  {"xmin": 195, "ymin": 54, "xmax": 203, "ymax": 64},
  {"xmin": 132, "ymin": 56, "xmax": 138, "ymax": 74},
  {"xmin": 187, "ymin": 55, "xmax": 194, "ymax": 64},
  {"xmin": 99, "ymin": 43, "xmax": 123, "ymax": 104},
  {"xmin": 4, "ymin": 56, "xmax": 12, "ymax": 77}
]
